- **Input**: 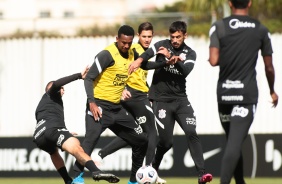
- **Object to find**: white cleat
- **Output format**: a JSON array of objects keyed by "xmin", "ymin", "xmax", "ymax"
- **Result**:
[{"xmin": 156, "ymin": 176, "xmax": 167, "ymax": 184}]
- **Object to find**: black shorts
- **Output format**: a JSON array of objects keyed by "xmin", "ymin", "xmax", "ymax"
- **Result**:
[{"xmin": 33, "ymin": 127, "xmax": 73, "ymax": 154}]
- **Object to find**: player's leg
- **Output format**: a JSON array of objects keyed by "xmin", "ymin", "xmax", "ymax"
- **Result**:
[
  {"xmin": 72, "ymin": 112, "xmax": 103, "ymax": 180},
  {"xmin": 234, "ymin": 154, "xmax": 245, "ymax": 184},
  {"xmin": 33, "ymin": 128, "xmax": 73, "ymax": 184},
  {"xmin": 219, "ymin": 104, "xmax": 256, "ymax": 184},
  {"xmin": 73, "ymin": 106, "xmax": 119, "ymax": 184},
  {"xmin": 122, "ymin": 98, "xmax": 158, "ymax": 165},
  {"xmin": 219, "ymin": 104, "xmax": 246, "ymax": 184},
  {"xmin": 151, "ymin": 100, "xmax": 174, "ymax": 184},
  {"xmin": 50, "ymin": 149, "xmax": 73, "ymax": 184},
  {"xmin": 62, "ymin": 135, "xmax": 120, "ymax": 183},
  {"xmin": 110, "ymin": 109, "xmax": 148, "ymax": 184},
  {"xmin": 175, "ymin": 99, "xmax": 212, "ymax": 184},
  {"xmin": 98, "ymin": 137, "xmax": 128, "ymax": 161},
  {"xmin": 62, "ymin": 136, "xmax": 99, "ymax": 170},
  {"xmin": 98, "ymin": 99, "xmax": 155, "ymax": 161}
]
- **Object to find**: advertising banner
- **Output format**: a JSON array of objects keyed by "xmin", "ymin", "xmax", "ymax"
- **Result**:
[{"xmin": 0, "ymin": 134, "xmax": 281, "ymax": 177}]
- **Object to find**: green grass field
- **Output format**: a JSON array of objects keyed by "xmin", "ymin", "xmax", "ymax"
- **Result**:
[{"xmin": 0, "ymin": 177, "xmax": 281, "ymax": 184}]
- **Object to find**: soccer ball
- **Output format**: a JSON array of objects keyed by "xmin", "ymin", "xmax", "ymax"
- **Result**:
[{"xmin": 136, "ymin": 165, "xmax": 158, "ymax": 184}]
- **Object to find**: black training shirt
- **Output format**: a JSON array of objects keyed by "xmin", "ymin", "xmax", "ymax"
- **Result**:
[
  {"xmin": 140, "ymin": 39, "xmax": 196, "ymax": 102},
  {"xmin": 35, "ymin": 73, "xmax": 82, "ymax": 129},
  {"xmin": 209, "ymin": 15, "xmax": 273, "ymax": 104}
]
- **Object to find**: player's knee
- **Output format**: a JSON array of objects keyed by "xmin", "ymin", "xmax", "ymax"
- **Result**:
[
  {"xmin": 159, "ymin": 141, "xmax": 172, "ymax": 151},
  {"xmin": 185, "ymin": 129, "xmax": 197, "ymax": 138},
  {"xmin": 70, "ymin": 145, "xmax": 85, "ymax": 156}
]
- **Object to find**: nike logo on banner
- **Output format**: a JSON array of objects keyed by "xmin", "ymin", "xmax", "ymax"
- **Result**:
[{"xmin": 184, "ymin": 148, "xmax": 222, "ymax": 167}]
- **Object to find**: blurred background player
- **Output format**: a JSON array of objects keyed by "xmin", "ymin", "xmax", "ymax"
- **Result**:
[
  {"xmin": 33, "ymin": 66, "xmax": 119, "ymax": 184},
  {"xmin": 208, "ymin": 0, "xmax": 278, "ymax": 184}
]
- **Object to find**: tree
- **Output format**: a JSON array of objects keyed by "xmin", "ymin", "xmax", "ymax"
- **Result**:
[
  {"xmin": 158, "ymin": 0, "xmax": 282, "ymax": 34},
  {"xmin": 183, "ymin": 0, "xmax": 229, "ymax": 23}
]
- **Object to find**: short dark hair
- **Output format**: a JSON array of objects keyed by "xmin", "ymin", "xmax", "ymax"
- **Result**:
[
  {"xmin": 138, "ymin": 22, "xmax": 153, "ymax": 34},
  {"xmin": 230, "ymin": 0, "xmax": 250, "ymax": 9},
  {"xmin": 169, "ymin": 21, "xmax": 187, "ymax": 34},
  {"xmin": 45, "ymin": 81, "xmax": 54, "ymax": 92},
  {"xmin": 118, "ymin": 25, "xmax": 135, "ymax": 37}
]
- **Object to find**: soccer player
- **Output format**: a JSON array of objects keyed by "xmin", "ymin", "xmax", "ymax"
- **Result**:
[
  {"xmin": 208, "ymin": 0, "xmax": 279, "ymax": 184},
  {"xmin": 95, "ymin": 22, "xmax": 165, "ymax": 184},
  {"xmin": 97, "ymin": 22, "xmax": 157, "ymax": 164},
  {"xmin": 129, "ymin": 21, "xmax": 213, "ymax": 184},
  {"xmin": 33, "ymin": 66, "xmax": 119, "ymax": 184},
  {"xmin": 71, "ymin": 25, "xmax": 149, "ymax": 184}
]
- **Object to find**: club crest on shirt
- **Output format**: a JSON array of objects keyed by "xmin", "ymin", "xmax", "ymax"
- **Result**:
[
  {"xmin": 158, "ymin": 109, "xmax": 166, "ymax": 119},
  {"xmin": 57, "ymin": 134, "xmax": 65, "ymax": 146},
  {"xmin": 179, "ymin": 53, "xmax": 186, "ymax": 60}
]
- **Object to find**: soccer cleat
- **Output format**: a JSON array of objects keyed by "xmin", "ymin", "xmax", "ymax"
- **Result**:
[
  {"xmin": 156, "ymin": 176, "xmax": 167, "ymax": 184},
  {"xmin": 198, "ymin": 173, "xmax": 213, "ymax": 184},
  {"xmin": 92, "ymin": 171, "xmax": 120, "ymax": 183},
  {"xmin": 72, "ymin": 172, "xmax": 85, "ymax": 184},
  {"xmin": 127, "ymin": 181, "xmax": 138, "ymax": 184}
]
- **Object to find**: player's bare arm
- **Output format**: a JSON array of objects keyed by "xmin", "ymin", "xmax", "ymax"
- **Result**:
[
  {"xmin": 209, "ymin": 47, "xmax": 219, "ymax": 66},
  {"xmin": 263, "ymin": 55, "xmax": 279, "ymax": 107}
]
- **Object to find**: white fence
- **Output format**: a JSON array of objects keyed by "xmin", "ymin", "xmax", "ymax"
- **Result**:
[{"xmin": 0, "ymin": 35, "xmax": 281, "ymax": 137}]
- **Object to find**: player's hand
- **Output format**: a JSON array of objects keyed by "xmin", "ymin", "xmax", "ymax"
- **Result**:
[
  {"xmin": 271, "ymin": 92, "xmax": 278, "ymax": 107},
  {"xmin": 89, "ymin": 102, "xmax": 102, "ymax": 121},
  {"xmin": 166, "ymin": 56, "xmax": 181, "ymax": 65},
  {"xmin": 128, "ymin": 58, "xmax": 143, "ymax": 74},
  {"xmin": 121, "ymin": 89, "xmax": 131, "ymax": 101},
  {"xmin": 81, "ymin": 65, "xmax": 90, "ymax": 79},
  {"xmin": 157, "ymin": 46, "xmax": 171, "ymax": 58}
]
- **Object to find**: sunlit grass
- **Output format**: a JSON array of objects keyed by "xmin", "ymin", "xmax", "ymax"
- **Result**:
[{"xmin": 0, "ymin": 177, "xmax": 281, "ymax": 184}]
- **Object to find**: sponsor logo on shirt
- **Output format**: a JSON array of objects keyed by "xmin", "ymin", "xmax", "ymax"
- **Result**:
[
  {"xmin": 231, "ymin": 105, "xmax": 249, "ymax": 117},
  {"xmin": 34, "ymin": 126, "xmax": 46, "ymax": 139},
  {"xmin": 113, "ymin": 74, "xmax": 127, "ymax": 86},
  {"xmin": 186, "ymin": 117, "xmax": 196, "ymax": 125},
  {"xmin": 164, "ymin": 65, "xmax": 182, "ymax": 75},
  {"xmin": 229, "ymin": 19, "xmax": 256, "ymax": 29},
  {"xmin": 222, "ymin": 95, "xmax": 243, "ymax": 101},
  {"xmin": 222, "ymin": 80, "xmax": 244, "ymax": 89}
]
